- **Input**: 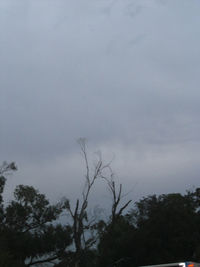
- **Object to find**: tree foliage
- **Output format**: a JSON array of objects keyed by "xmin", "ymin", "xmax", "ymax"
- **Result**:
[
  {"xmin": 0, "ymin": 162, "xmax": 72, "ymax": 267},
  {"xmin": 126, "ymin": 191, "xmax": 200, "ymax": 266},
  {"xmin": 2, "ymin": 156, "xmax": 200, "ymax": 267}
]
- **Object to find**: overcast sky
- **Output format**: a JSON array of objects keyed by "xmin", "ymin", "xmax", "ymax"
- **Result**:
[{"xmin": 1, "ymin": 0, "xmax": 200, "ymax": 208}]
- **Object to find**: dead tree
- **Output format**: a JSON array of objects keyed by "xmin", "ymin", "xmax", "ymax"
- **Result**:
[
  {"xmin": 101, "ymin": 171, "xmax": 132, "ymax": 228},
  {"xmin": 63, "ymin": 139, "xmax": 110, "ymax": 267}
]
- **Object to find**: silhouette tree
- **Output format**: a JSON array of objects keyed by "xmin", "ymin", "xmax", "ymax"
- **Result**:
[
  {"xmin": 0, "ymin": 162, "xmax": 72, "ymax": 267},
  {"xmin": 127, "ymin": 191, "xmax": 200, "ymax": 265},
  {"xmin": 62, "ymin": 139, "xmax": 112, "ymax": 267}
]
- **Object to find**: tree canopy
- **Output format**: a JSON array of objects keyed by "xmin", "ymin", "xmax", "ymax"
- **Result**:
[
  {"xmin": 0, "ymin": 162, "xmax": 72, "ymax": 267},
  {"xmin": 1, "ymin": 158, "xmax": 200, "ymax": 267}
]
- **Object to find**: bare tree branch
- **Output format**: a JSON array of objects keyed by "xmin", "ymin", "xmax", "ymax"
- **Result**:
[
  {"xmin": 102, "ymin": 171, "xmax": 132, "ymax": 227},
  {"xmin": 27, "ymin": 255, "xmax": 58, "ymax": 266}
]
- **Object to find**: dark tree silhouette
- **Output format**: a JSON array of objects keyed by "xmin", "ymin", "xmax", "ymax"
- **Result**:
[{"xmin": 0, "ymin": 162, "xmax": 72, "ymax": 267}]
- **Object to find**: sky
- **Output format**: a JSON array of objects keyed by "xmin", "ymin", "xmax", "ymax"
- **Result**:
[{"xmin": 1, "ymin": 0, "xmax": 200, "ymax": 210}]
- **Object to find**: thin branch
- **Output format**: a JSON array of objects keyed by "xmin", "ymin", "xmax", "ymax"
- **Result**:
[
  {"xmin": 117, "ymin": 200, "xmax": 132, "ymax": 217},
  {"xmin": 68, "ymin": 206, "xmax": 75, "ymax": 219},
  {"xmin": 74, "ymin": 199, "xmax": 79, "ymax": 218},
  {"xmin": 27, "ymin": 255, "xmax": 58, "ymax": 266}
]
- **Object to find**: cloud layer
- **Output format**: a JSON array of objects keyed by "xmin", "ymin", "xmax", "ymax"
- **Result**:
[{"xmin": 1, "ymin": 0, "xmax": 200, "ymax": 205}]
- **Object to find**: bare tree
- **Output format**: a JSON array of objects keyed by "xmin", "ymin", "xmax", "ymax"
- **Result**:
[
  {"xmin": 101, "ymin": 171, "xmax": 132, "ymax": 228},
  {"xmin": 61, "ymin": 139, "xmax": 132, "ymax": 266},
  {"xmin": 63, "ymin": 139, "xmax": 110, "ymax": 267}
]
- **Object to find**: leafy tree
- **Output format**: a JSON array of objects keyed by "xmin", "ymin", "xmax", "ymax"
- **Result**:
[
  {"xmin": 0, "ymin": 162, "xmax": 72, "ymax": 267},
  {"xmin": 97, "ymin": 189, "xmax": 200, "ymax": 267},
  {"xmin": 98, "ymin": 216, "xmax": 135, "ymax": 267},
  {"xmin": 127, "ymin": 191, "xmax": 200, "ymax": 266}
]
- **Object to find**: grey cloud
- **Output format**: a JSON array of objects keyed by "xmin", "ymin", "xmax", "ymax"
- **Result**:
[{"xmin": 1, "ymin": 0, "xmax": 200, "ymax": 203}]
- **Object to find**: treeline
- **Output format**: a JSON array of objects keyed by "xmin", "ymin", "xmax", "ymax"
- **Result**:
[{"xmin": 1, "ymin": 144, "xmax": 200, "ymax": 267}]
